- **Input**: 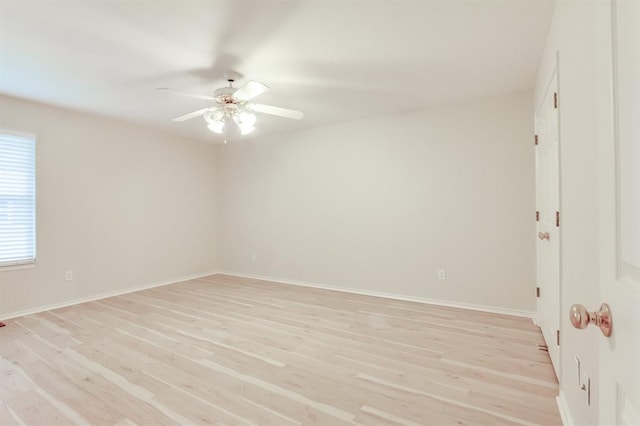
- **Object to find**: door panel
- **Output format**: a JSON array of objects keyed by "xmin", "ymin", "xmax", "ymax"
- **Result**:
[
  {"xmin": 598, "ymin": 0, "xmax": 640, "ymax": 423},
  {"xmin": 535, "ymin": 69, "xmax": 560, "ymax": 376}
]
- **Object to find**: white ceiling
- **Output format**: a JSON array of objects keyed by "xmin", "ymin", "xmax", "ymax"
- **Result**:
[{"xmin": 0, "ymin": 0, "xmax": 555, "ymax": 143}]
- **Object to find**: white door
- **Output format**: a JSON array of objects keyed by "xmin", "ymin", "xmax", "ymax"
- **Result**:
[
  {"xmin": 535, "ymin": 68, "xmax": 561, "ymax": 377},
  {"xmin": 595, "ymin": 0, "xmax": 640, "ymax": 423}
]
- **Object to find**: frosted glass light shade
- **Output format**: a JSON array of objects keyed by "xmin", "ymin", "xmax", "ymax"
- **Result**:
[{"xmin": 207, "ymin": 120, "xmax": 224, "ymax": 134}]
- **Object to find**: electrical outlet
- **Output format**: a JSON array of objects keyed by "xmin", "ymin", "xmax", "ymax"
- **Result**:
[
  {"xmin": 438, "ymin": 270, "xmax": 446, "ymax": 280},
  {"xmin": 65, "ymin": 270, "xmax": 73, "ymax": 281}
]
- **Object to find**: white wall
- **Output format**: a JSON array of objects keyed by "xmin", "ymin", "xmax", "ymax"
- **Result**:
[
  {"xmin": 0, "ymin": 95, "xmax": 218, "ymax": 319},
  {"xmin": 535, "ymin": 1, "xmax": 601, "ymax": 424},
  {"xmin": 217, "ymin": 91, "xmax": 536, "ymax": 313}
]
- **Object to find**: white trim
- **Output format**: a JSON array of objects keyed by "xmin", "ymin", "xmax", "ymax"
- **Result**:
[
  {"xmin": 556, "ymin": 391, "xmax": 574, "ymax": 426},
  {"xmin": 0, "ymin": 127, "xmax": 37, "ymax": 141},
  {"xmin": 533, "ymin": 301, "xmax": 542, "ymax": 326},
  {"xmin": 1, "ymin": 269, "xmax": 536, "ymax": 321},
  {"xmin": 0, "ymin": 270, "xmax": 218, "ymax": 321},
  {"xmin": 532, "ymin": 313, "xmax": 541, "ymax": 327},
  {"xmin": 0, "ymin": 262, "xmax": 36, "ymax": 272},
  {"xmin": 215, "ymin": 270, "xmax": 535, "ymax": 319}
]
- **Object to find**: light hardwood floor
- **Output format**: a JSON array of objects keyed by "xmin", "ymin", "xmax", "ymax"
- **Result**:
[{"xmin": 0, "ymin": 274, "xmax": 561, "ymax": 425}]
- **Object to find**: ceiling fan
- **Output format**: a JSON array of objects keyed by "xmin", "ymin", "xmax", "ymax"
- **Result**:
[{"xmin": 158, "ymin": 72, "xmax": 304, "ymax": 136}]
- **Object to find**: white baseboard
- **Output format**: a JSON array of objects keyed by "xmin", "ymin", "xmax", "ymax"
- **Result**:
[
  {"xmin": 556, "ymin": 391, "xmax": 574, "ymax": 426},
  {"xmin": 2, "ymin": 269, "xmax": 535, "ymax": 321},
  {"xmin": 533, "ymin": 310, "xmax": 542, "ymax": 327},
  {"xmin": 0, "ymin": 270, "xmax": 218, "ymax": 321},
  {"xmin": 215, "ymin": 270, "xmax": 535, "ymax": 319}
]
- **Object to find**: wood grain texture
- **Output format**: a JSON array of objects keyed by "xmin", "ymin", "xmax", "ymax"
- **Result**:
[{"xmin": 0, "ymin": 274, "xmax": 561, "ymax": 425}]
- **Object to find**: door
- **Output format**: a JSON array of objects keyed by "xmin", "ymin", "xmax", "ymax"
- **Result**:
[
  {"xmin": 596, "ymin": 0, "xmax": 640, "ymax": 423},
  {"xmin": 535, "ymin": 67, "xmax": 561, "ymax": 377}
]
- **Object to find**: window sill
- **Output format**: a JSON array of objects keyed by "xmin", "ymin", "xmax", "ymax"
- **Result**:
[{"xmin": 0, "ymin": 262, "xmax": 36, "ymax": 272}]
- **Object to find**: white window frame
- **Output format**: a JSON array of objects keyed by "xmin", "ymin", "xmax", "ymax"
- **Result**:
[{"xmin": 0, "ymin": 128, "xmax": 37, "ymax": 270}]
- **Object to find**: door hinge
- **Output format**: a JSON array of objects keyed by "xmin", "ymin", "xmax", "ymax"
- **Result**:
[
  {"xmin": 553, "ymin": 92, "xmax": 558, "ymax": 109},
  {"xmin": 536, "ymin": 287, "xmax": 540, "ymax": 298},
  {"xmin": 556, "ymin": 211, "xmax": 560, "ymax": 227},
  {"xmin": 536, "ymin": 211, "xmax": 540, "ymax": 221},
  {"xmin": 535, "ymin": 134, "xmax": 539, "ymax": 145},
  {"xmin": 556, "ymin": 329, "xmax": 560, "ymax": 346}
]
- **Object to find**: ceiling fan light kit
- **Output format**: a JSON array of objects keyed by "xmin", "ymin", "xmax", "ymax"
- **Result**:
[
  {"xmin": 159, "ymin": 72, "xmax": 303, "ymax": 140},
  {"xmin": 203, "ymin": 104, "xmax": 256, "ymax": 135}
]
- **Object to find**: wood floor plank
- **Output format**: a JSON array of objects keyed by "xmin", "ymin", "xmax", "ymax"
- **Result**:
[
  {"xmin": 4, "ymin": 389, "xmax": 74, "ymax": 425},
  {"xmin": 0, "ymin": 401, "xmax": 22, "ymax": 426},
  {"xmin": 1, "ymin": 274, "xmax": 561, "ymax": 425}
]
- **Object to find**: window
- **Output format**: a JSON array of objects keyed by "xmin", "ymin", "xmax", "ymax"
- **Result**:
[{"xmin": 0, "ymin": 132, "xmax": 36, "ymax": 267}]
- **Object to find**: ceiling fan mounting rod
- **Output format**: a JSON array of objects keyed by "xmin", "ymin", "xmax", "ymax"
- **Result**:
[{"xmin": 224, "ymin": 71, "xmax": 241, "ymax": 87}]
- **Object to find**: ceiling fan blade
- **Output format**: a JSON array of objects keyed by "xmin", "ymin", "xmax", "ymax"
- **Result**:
[
  {"xmin": 233, "ymin": 81, "xmax": 269, "ymax": 102},
  {"xmin": 248, "ymin": 103, "xmax": 304, "ymax": 120},
  {"xmin": 172, "ymin": 108, "xmax": 209, "ymax": 122},
  {"xmin": 157, "ymin": 87, "xmax": 215, "ymax": 101}
]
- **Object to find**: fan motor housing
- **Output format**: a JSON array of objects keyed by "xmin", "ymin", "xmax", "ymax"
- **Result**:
[{"xmin": 214, "ymin": 87, "xmax": 237, "ymax": 103}]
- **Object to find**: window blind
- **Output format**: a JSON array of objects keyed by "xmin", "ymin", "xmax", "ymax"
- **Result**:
[{"xmin": 0, "ymin": 132, "xmax": 36, "ymax": 267}]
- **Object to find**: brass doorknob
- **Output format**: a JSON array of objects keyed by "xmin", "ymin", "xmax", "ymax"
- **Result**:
[
  {"xmin": 538, "ymin": 231, "xmax": 550, "ymax": 241},
  {"xmin": 569, "ymin": 303, "xmax": 613, "ymax": 337}
]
